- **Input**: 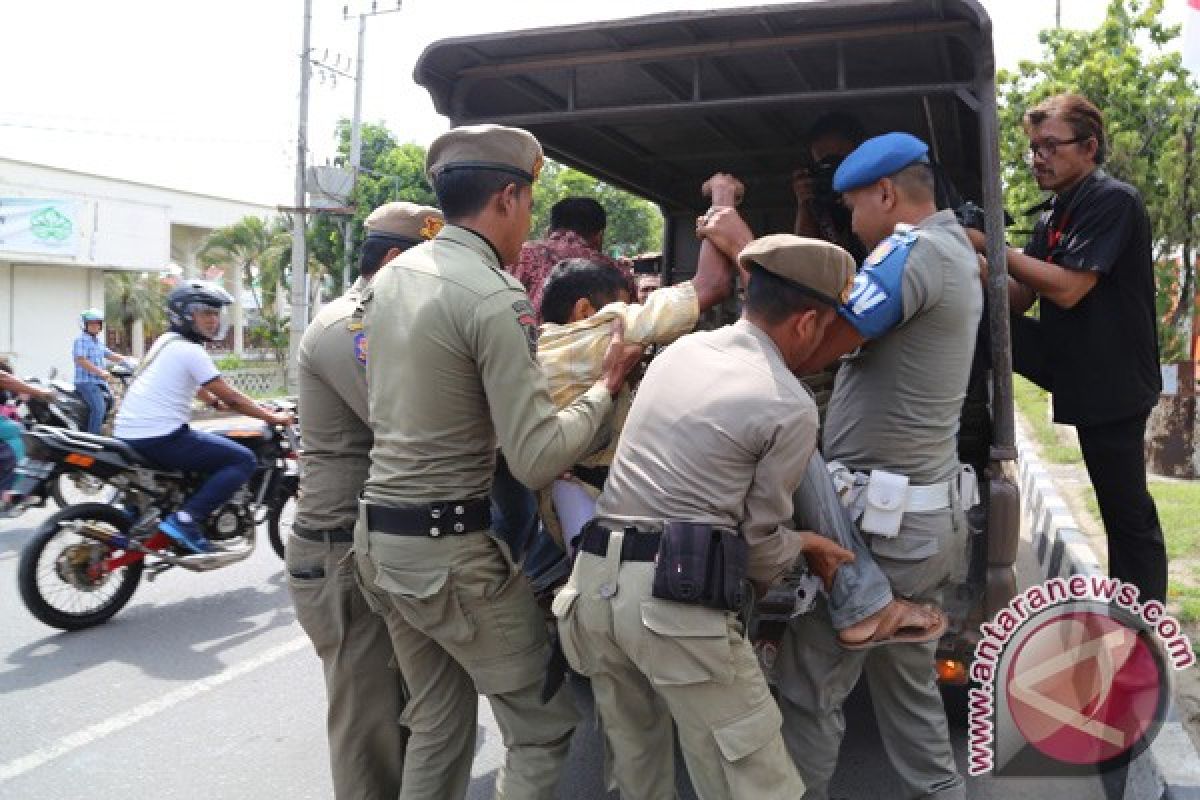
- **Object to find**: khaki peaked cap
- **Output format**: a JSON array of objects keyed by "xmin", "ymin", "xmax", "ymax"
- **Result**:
[
  {"xmin": 364, "ymin": 202, "xmax": 444, "ymax": 242},
  {"xmin": 425, "ymin": 124, "xmax": 544, "ymax": 184},
  {"xmin": 738, "ymin": 234, "xmax": 857, "ymax": 306}
]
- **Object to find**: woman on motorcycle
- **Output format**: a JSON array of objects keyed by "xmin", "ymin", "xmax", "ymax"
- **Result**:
[
  {"xmin": 114, "ymin": 281, "xmax": 292, "ymax": 554},
  {"xmin": 0, "ymin": 361, "xmax": 53, "ymax": 494}
]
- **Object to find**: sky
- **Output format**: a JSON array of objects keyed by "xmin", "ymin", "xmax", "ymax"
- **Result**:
[{"xmin": 0, "ymin": 0, "xmax": 1188, "ymax": 206}]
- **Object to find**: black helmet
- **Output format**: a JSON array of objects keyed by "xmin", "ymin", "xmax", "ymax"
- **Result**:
[{"xmin": 166, "ymin": 280, "xmax": 234, "ymax": 342}]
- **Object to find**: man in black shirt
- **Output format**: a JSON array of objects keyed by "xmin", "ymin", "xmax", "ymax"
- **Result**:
[{"xmin": 966, "ymin": 93, "xmax": 1165, "ymax": 602}]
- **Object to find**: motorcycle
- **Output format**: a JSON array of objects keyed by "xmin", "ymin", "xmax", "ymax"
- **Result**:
[
  {"xmin": 20, "ymin": 363, "xmax": 135, "ymax": 507},
  {"xmin": 12, "ymin": 404, "xmax": 300, "ymax": 631}
]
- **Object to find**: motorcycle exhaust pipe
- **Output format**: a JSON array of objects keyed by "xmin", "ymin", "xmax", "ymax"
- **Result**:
[
  {"xmin": 160, "ymin": 544, "xmax": 255, "ymax": 572},
  {"xmin": 72, "ymin": 521, "xmax": 256, "ymax": 572}
]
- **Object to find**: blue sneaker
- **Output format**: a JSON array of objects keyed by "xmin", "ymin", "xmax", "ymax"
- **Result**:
[{"xmin": 159, "ymin": 512, "xmax": 214, "ymax": 554}]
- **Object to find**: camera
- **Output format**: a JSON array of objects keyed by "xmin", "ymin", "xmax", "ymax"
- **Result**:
[
  {"xmin": 810, "ymin": 154, "xmax": 844, "ymax": 203},
  {"xmin": 954, "ymin": 201, "xmax": 986, "ymax": 232}
]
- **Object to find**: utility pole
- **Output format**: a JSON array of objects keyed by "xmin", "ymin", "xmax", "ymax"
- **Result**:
[
  {"xmin": 341, "ymin": 12, "xmax": 367, "ymax": 293},
  {"xmin": 340, "ymin": 1, "xmax": 403, "ymax": 293},
  {"xmin": 287, "ymin": 0, "xmax": 313, "ymax": 388},
  {"xmin": 1055, "ymin": 0, "xmax": 1061, "ymax": 29}
]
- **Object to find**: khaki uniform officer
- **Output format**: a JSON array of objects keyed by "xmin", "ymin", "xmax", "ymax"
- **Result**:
[
  {"xmin": 775, "ymin": 133, "xmax": 982, "ymax": 800},
  {"xmin": 288, "ymin": 201, "xmax": 443, "ymax": 800},
  {"xmin": 554, "ymin": 235, "xmax": 857, "ymax": 800},
  {"xmin": 354, "ymin": 124, "xmax": 643, "ymax": 800}
]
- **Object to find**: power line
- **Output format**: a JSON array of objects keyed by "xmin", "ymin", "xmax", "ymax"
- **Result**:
[{"xmin": 0, "ymin": 120, "xmax": 286, "ymax": 147}]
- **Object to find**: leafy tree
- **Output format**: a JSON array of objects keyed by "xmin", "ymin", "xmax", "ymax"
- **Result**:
[
  {"xmin": 996, "ymin": 0, "xmax": 1196, "ymax": 360},
  {"xmin": 309, "ymin": 121, "xmax": 664, "ymax": 289},
  {"xmin": 309, "ymin": 121, "xmax": 435, "ymax": 288}
]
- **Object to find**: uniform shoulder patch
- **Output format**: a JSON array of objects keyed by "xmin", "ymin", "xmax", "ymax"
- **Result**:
[
  {"xmin": 838, "ymin": 229, "xmax": 917, "ymax": 340},
  {"xmin": 353, "ymin": 332, "xmax": 368, "ymax": 366},
  {"xmin": 513, "ymin": 298, "xmax": 538, "ymax": 358}
]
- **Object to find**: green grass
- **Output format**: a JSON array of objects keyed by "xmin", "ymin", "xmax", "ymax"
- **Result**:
[
  {"xmin": 1012, "ymin": 376, "xmax": 1082, "ymax": 464},
  {"xmin": 1177, "ymin": 588, "xmax": 1200, "ymax": 625},
  {"xmin": 1083, "ymin": 481, "xmax": 1200, "ymax": 562},
  {"xmin": 1016, "ymin": 373, "xmax": 1200, "ymax": 621},
  {"xmin": 1082, "ymin": 481, "xmax": 1200, "ymax": 620}
]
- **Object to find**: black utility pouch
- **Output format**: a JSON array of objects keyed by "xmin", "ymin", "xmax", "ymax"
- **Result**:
[
  {"xmin": 652, "ymin": 521, "xmax": 748, "ymax": 611},
  {"xmin": 713, "ymin": 529, "xmax": 749, "ymax": 611}
]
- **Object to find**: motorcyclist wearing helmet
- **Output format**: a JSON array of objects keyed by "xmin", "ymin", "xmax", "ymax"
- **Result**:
[
  {"xmin": 72, "ymin": 309, "xmax": 133, "ymax": 434},
  {"xmin": 114, "ymin": 281, "xmax": 293, "ymax": 554}
]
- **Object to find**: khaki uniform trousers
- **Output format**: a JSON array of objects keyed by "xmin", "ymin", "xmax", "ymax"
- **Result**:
[
  {"xmin": 353, "ymin": 507, "xmax": 578, "ymax": 800},
  {"xmin": 554, "ymin": 530, "xmax": 805, "ymax": 800},
  {"xmin": 287, "ymin": 533, "xmax": 407, "ymax": 799},
  {"xmin": 776, "ymin": 508, "xmax": 969, "ymax": 800}
]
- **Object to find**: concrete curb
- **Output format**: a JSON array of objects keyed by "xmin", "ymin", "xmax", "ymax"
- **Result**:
[{"xmin": 1016, "ymin": 430, "xmax": 1200, "ymax": 799}]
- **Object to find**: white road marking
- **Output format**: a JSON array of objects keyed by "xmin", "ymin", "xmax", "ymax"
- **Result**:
[
  {"xmin": 0, "ymin": 635, "xmax": 310, "ymax": 785},
  {"xmin": 471, "ymin": 697, "xmax": 503, "ymax": 778}
]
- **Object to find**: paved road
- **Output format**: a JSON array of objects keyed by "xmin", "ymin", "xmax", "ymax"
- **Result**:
[{"xmin": 0, "ymin": 505, "xmax": 1117, "ymax": 799}]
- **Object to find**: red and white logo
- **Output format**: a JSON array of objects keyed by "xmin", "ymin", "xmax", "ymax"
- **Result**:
[
  {"xmin": 1005, "ymin": 609, "xmax": 1163, "ymax": 766},
  {"xmin": 967, "ymin": 577, "xmax": 1191, "ymax": 777}
]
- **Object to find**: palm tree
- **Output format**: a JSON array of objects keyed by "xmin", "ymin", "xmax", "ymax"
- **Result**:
[
  {"xmin": 198, "ymin": 217, "xmax": 290, "ymax": 355},
  {"xmin": 105, "ymin": 272, "xmax": 167, "ymax": 354}
]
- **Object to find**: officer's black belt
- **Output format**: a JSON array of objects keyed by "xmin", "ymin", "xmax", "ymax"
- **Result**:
[
  {"xmin": 578, "ymin": 522, "xmax": 661, "ymax": 562},
  {"xmin": 293, "ymin": 525, "xmax": 354, "ymax": 544},
  {"xmin": 365, "ymin": 498, "xmax": 491, "ymax": 538},
  {"xmin": 572, "ymin": 464, "xmax": 609, "ymax": 491}
]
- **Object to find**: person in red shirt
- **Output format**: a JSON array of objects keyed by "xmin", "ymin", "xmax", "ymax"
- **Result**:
[{"xmin": 510, "ymin": 196, "xmax": 634, "ymax": 318}]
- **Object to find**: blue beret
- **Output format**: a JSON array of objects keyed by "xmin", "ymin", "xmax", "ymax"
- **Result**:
[{"xmin": 832, "ymin": 133, "xmax": 930, "ymax": 193}]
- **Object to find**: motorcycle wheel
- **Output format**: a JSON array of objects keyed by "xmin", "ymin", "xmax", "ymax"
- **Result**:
[
  {"xmin": 51, "ymin": 470, "xmax": 119, "ymax": 508},
  {"xmin": 266, "ymin": 480, "xmax": 298, "ymax": 560},
  {"xmin": 18, "ymin": 503, "xmax": 143, "ymax": 631}
]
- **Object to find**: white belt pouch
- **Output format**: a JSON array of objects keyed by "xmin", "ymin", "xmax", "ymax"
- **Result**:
[{"xmin": 860, "ymin": 469, "xmax": 909, "ymax": 538}]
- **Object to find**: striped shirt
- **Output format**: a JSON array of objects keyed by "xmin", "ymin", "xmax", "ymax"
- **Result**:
[{"xmin": 537, "ymin": 281, "xmax": 698, "ymax": 468}]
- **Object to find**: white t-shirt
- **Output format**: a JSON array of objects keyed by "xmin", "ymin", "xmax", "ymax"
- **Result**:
[{"xmin": 114, "ymin": 335, "xmax": 219, "ymax": 440}]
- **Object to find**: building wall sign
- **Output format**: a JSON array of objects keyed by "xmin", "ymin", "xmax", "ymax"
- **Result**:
[{"xmin": 0, "ymin": 197, "xmax": 83, "ymax": 257}]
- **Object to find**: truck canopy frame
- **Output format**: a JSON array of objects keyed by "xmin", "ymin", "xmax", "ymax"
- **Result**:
[{"xmin": 415, "ymin": 0, "xmax": 1014, "ymax": 461}]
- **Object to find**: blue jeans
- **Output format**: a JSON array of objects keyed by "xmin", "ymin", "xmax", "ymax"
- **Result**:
[
  {"xmin": 791, "ymin": 452, "xmax": 893, "ymax": 630},
  {"xmin": 124, "ymin": 426, "xmax": 256, "ymax": 520},
  {"xmin": 77, "ymin": 382, "xmax": 110, "ymax": 434},
  {"xmin": 489, "ymin": 454, "xmax": 569, "ymax": 588},
  {"xmin": 490, "ymin": 454, "xmax": 540, "ymax": 562},
  {"xmin": 0, "ymin": 441, "xmax": 16, "ymax": 492}
]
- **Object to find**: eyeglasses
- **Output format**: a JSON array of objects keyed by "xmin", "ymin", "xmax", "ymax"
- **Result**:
[{"xmin": 1026, "ymin": 135, "xmax": 1091, "ymax": 162}]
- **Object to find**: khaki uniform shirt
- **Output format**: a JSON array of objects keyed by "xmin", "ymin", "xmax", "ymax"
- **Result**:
[
  {"xmin": 595, "ymin": 319, "xmax": 817, "ymax": 586},
  {"xmin": 362, "ymin": 224, "xmax": 614, "ymax": 505},
  {"xmin": 537, "ymin": 280, "xmax": 698, "ymax": 468},
  {"xmin": 295, "ymin": 279, "xmax": 372, "ymax": 531},
  {"xmin": 823, "ymin": 210, "xmax": 983, "ymax": 485}
]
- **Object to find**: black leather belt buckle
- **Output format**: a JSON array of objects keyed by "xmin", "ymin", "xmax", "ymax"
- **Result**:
[{"xmin": 366, "ymin": 498, "xmax": 491, "ymax": 538}]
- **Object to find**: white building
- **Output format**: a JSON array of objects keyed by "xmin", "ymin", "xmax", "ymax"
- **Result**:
[{"xmin": 0, "ymin": 158, "xmax": 274, "ymax": 380}]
